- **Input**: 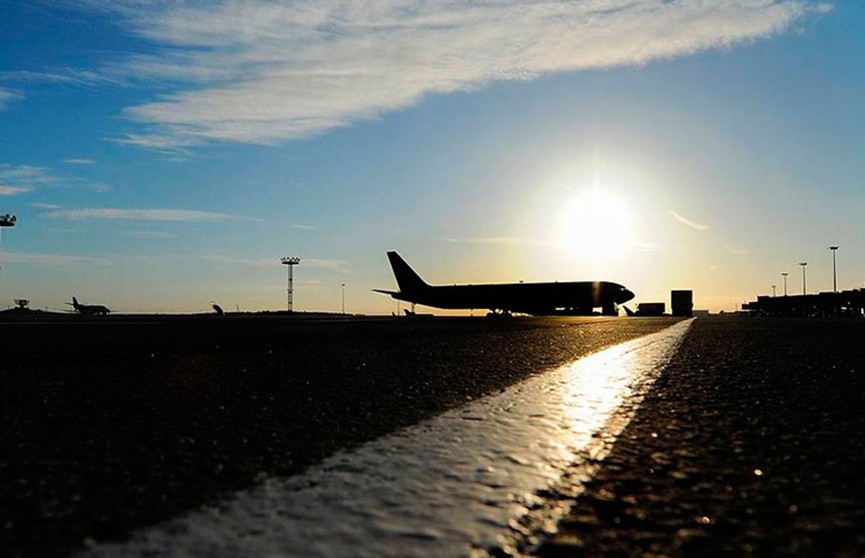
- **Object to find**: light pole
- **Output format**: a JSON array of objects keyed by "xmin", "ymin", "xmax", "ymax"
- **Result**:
[
  {"xmin": 280, "ymin": 257, "xmax": 301, "ymax": 312},
  {"xmin": 341, "ymin": 283, "xmax": 345, "ymax": 314},
  {"xmin": 799, "ymin": 262, "xmax": 807, "ymax": 296},
  {"xmin": 0, "ymin": 214, "xmax": 17, "ymax": 296},
  {"xmin": 829, "ymin": 246, "xmax": 839, "ymax": 293},
  {"xmin": 772, "ymin": 285, "xmax": 776, "ymax": 297},
  {"xmin": 781, "ymin": 272, "xmax": 789, "ymax": 296}
]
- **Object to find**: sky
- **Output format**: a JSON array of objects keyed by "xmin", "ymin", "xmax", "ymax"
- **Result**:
[{"xmin": 0, "ymin": 0, "xmax": 862, "ymax": 314}]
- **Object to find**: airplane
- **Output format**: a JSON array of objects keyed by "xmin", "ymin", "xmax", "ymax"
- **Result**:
[
  {"xmin": 374, "ymin": 251, "xmax": 635, "ymax": 316},
  {"xmin": 67, "ymin": 296, "xmax": 111, "ymax": 315}
]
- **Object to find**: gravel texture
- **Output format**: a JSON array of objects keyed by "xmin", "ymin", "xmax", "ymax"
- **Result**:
[
  {"xmin": 512, "ymin": 317, "xmax": 865, "ymax": 557},
  {"xmin": 0, "ymin": 314, "xmax": 673, "ymax": 557}
]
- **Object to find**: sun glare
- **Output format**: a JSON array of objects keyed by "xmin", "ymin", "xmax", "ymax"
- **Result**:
[{"xmin": 560, "ymin": 187, "xmax": 635, "ymax": 266}]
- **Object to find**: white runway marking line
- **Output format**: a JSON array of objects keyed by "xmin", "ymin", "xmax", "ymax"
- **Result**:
[{"xmin": 83, "ymin": 319, "xmax": 693, "ymax": 558}]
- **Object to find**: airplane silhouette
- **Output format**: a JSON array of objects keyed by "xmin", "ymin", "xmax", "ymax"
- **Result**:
[
  {"xmin": 67, "ymin": 296, "xmax": 111, "ymax": 315},
  {"xmin": 375, "ymin": 251, "xmax": 634, "ymax": 316}
]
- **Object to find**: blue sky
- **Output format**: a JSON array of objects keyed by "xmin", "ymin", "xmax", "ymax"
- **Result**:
[{"xmin": 0, "ymin": 0, "xmax": 860, "ymax": 313}]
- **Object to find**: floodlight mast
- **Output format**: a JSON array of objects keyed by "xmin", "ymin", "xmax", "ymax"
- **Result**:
[
  {"xmin": 0, "ymin": 214, "xmax": 17, "ymax": 296},
  {"xmin": 280, "ymin": 257, "xmax": 301, "ymax": 312},
  {"xmin": 799, "ymin": 262, "xmax": 807, "ymax": 296}
]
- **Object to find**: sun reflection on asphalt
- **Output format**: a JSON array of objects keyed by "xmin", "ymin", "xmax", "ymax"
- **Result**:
[{"xmin": 83, "ymin": 320, "xmax": 694, "ymax": 558}]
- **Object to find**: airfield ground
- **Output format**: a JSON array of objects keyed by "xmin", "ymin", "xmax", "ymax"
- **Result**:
[
  {"xmin": 0, "ymin": 314, "xmax": 672, "ymax": 557},
  {"xmin": 1, "ymin": 315, "xmax": 863, "ymax": 556}
]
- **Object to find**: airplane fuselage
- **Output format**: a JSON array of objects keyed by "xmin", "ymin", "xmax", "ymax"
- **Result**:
[
  {"xmin": 391, "ymin": 281, "xmax": 631, "ymax": 315},
  {"xmin": 377, "ymin": 252, "xmax": 634, "ymax": 316}
]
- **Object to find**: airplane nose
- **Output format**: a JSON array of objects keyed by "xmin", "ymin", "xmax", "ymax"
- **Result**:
[{"xmin": 621, "ymin": 289, "xmax": 635, "ymax": 303}]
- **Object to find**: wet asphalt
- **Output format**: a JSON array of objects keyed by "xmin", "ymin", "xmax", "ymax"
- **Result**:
[
  {"xmin": 0, "ymin": 314, "xmax": 673, "ymax": 557},
  {"xmin": 508, "ymin": 317, "xmax": 865, "ymax": 557}
]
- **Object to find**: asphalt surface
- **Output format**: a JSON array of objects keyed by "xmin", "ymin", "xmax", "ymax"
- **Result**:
[
  {"xmin": 502, "ymin": 317, "xmax": 865, "ymax": 557},
  {"xmin": 0, "ymin": 314, "xmax": 674, "ymax": 557}
]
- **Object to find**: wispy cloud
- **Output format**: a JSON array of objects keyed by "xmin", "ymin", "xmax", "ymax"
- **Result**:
[
  {"xmin": 0, "ymin": 164, "xmax": 109, "ymax": 194},
  {"xmin": 201, "ymin": 254, "xmax": 347, "ymax": 271},
  {"xmin": 0, "ymin": 69, "xmax": 122, "ymax": 87},
  {"xmin": 62, "ymin": 158, "xmax": 96, "ymax": 165},
  {"xmin": 725, "ymin": 244, "xmax": 749, "ymax": 255},
  {"xmin": 2, "ymin": 250, "xmax": 113, "ymax": 266},
  {"xmin": 200, "ymin": 255, "xmax": 273, "ymax": 267},
  {"xmin": 443, "ymin": 236, "xmax": 558, "ymax": 247},
  {"xmin": 304, "ymin": 258, "xmax": 349, "ymax": 271},
  {"xmin": 31, "ymin": 202, "xmax": 64, "ymax": 209},
  {"xmin": 0, "ymin": 185, "xmax": 30, "ymax": 196},
  {"xmin": 0, "ymin": 88, "xmax": 23, "ymax": 111},
  {"xmin": 121, "ymin": 230, "xmax": 177, "ymax": 238},
  {"xmin": 83, "ymin": 0, "xmax": 826, "ymax": 149},
  {"xmin": 670, "ymin": 210, "xmax": 709, "ymax": 231},
  {"xmin": 634, "ymin": 241, "xmax": 662, "ymax": 253},
  {"xmin": 43, "ymin": 208, "xmax": 231, "ymax": 222}
]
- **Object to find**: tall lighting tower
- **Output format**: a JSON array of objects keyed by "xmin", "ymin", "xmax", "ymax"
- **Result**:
[
  {"xmin": 0, "ymin": 213, "xmax": 17, "ymax": 294},
  {"xmin": 280, "ymin": 256, "xmax": 301, "ymax": 312},
  {"xmin": 829, "ymin": 246, "xmax": 839, "ymax": 293},
  {"xmin": 781, "ymin": 272, "xmax": 789, "ymax": 296},
  {"xmin": 799, "ymin": 262, "xmax": 808, "ymax": 296}
]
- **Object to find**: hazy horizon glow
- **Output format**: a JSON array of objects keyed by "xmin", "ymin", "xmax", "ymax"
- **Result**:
[{"xmin": 0, "ymin": 1, "xmax": 861, "ymax": 314}]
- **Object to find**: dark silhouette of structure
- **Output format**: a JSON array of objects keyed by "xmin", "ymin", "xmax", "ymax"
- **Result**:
[
  {"xmin": 374, "ymin": 251, "xmax": 634, "ymax": 316},
  {"xmin": 829, "ymin": 246, "xmax": 839, "ymax": 293},
  {"xmin": 280, "ymin": 256, "xmax": 301, "ymax": 312},
  {"xmin": 627, "ymin": 302, "xmax": 665, "ymax": 317},
  {"xmin": 671, "ymin": 290, "xmax": 694, "ymax": 317},
  {"xmin": 743, "ymin": 289, "xmax": 865, "ymax": 317},
  {"xmin": 67, "ymin": 296, "xmax": 111, "ymax": 315}
]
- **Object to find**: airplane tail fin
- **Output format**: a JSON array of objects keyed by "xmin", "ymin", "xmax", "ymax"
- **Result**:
[
  {"xmin": 72, "ymin": 296, "xmax": 79, "ymax": 308},
  {"xmin": 386, "ymin": 251, "xmax": 429, "ymax": 293}
]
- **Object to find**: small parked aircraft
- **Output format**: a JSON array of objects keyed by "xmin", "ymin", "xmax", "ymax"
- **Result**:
[{"xmin": 67, "ymin": 296, "xmax": 111, "ymax": 315}]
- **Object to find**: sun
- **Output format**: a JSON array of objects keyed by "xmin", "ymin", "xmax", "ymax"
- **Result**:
[{"xmin": 559, "ymin": 187, "xmax": 635, "ymax": 265}]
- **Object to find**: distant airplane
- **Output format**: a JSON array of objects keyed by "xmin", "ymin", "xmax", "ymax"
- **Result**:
[
  {"xmin": 67, "ymin": 296, "xmax": 111, "ymax": 315},
  {"xmin": 374, "ymin": 251, "xmax": 635, "ymax": 316}
]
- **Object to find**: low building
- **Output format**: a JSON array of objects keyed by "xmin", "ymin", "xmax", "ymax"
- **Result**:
[{"xmin": 742, "ymin": 289, "xmax": 865, "ymax": 317}]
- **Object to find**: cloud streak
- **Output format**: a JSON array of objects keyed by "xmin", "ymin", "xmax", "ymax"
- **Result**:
[
  {"xmin": 1, "ymin": 250, "xmax": 113, "ymax": 266},
  {"xmin": 201, "ymin": 255, "xmax": 347, "ymax": 270},
  {"xmin": 44, "ymin": 208, "xmax": 231, "ymax": 222},
  {"xmin": 88, "ymin": 0, "xmax": 826, "ymax": 149},
  {"xmin": 443, "ymin": 236, "xmax": 558, "ymax": 247},
  {"xmin": 670, "ymin": 210, "xmax": 709, "ymax": 231},
  {"xmin": 0, "ymin": 88, "xmax": 22, "ymax": 111},
  {"xmin": 0, "ymin": 186, "xmax": 30, "ymax": 196},
  {"xmin": 0, "ymin": 164, "xmax": 108, "ymax": 194}
]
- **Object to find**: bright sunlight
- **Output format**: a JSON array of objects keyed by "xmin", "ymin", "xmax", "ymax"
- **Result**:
[{"xmin": 559, "ymin": 187, "xmax": 635, "ymax": 265}]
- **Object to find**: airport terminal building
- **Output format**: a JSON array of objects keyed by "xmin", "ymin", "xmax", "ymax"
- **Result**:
[{"xmin": 742, "ymin": 289, "xmax": 865, "ymax": 317}]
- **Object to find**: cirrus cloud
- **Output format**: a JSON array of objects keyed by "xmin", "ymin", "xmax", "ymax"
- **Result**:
[
  {"xmin": 90, "ymin": 0, "xmax": 829, "ymax": 150},
  {"xmin": 670, "ymin": 210, "xmax": 709, "ymax": 231},
  {"xmin": 0, "ymin": 88, "xmax": 23, "ymax": 112},
  {"xmin": 43, "ymin": 207, "xmax": 231, "ymax": 222}
]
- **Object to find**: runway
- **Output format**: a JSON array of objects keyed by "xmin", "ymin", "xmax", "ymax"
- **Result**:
[
  {"xmin": 3, "ymin": 315, "xmax": 864, "ymax": 556},
  {"xmin": 80, "ymin": 321, "xmax": 691, "ymax": 557},
  {"xmin": 0, "ymin": 315, "xmax": 674, "ymax": 556}
]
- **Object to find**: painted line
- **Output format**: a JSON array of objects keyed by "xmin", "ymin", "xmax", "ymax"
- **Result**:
[{"xmin": 83, "ymin": 319, "xmax": 693, "ymax": 558}]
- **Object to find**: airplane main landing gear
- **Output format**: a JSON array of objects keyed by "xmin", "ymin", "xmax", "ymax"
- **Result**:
[{"xmin": 486, "ymin": 309, "xmax": 512, "ymax": 318}]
